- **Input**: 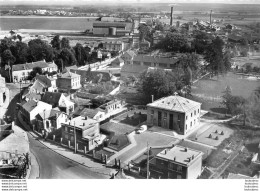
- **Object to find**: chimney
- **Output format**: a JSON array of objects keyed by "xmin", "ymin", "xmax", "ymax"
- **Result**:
[
  {"xmin": 184, "ymin": 147, "xmax": 188, "ymax": 152},
  {"xmin": 174, "ymin": 157, "xmax": 176, "ymax": 161},
  {"xmin": 170, "ymin": 6, "xmax": 173, "ymax": 26},
  {"xmin": 210, "ymin": 10, "xmax": 212, "ymax": 26},
  {"xmin": 164, "ymin": 149, "xmax": 167, "ymax": 154},
  {"xmin": 82, "ymin": 123, "xmax": 85, "ymax": 126}
]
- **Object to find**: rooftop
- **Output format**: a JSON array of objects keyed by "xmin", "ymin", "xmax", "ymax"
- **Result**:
[
  {"xmin": 147, "ymin": 94, "xmax": 201, "ymax": 113},
  {"xmin": 93, "ymin": 22, "xmax": 126, "ymax": 28},
  {"xmin": 156, "ymin": 145, "xmax": 203, "ymax": 166},
  {"xmin": 41, "ymin": 92, "xmax": 62, "ymax": 106},
  {"xmin": 59, "ymin": 71, "xmax": 80, "ymax": 79},
  {"xmin": 66, "ymin": 116, "xmax": 98, "ymax": 130},
  {"xmin": 133, "ymin": 55, "xmax": 178, "ymax": 65},
  {"xmin": 12, "ymin": 60, "xmax": 54, "ymax": 71}
]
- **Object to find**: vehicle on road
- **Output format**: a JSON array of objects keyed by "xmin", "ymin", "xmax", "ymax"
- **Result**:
[{"xmin": 135, "ymin": 125, "xmax": 147, "ymax": 134}]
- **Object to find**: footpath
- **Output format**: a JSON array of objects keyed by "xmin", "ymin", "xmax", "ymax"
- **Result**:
[{"xmin": 17, "ymin": 111, "xmax": 116, "ymax": 178}]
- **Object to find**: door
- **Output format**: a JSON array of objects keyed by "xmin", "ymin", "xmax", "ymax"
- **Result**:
[{"xmin": 169, "ymin": 114, "xmax": 173, "ymax": 130}]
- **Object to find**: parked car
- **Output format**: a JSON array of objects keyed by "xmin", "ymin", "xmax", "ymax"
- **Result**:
[{"xmin": 135, "ymin": 125, "xmax": 147, "ymax": 134}]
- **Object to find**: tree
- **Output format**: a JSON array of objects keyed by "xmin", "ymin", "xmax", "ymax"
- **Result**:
[
  {"xmin": 27, "ymin": 39, "xmax": 54, "ymax": 62},
  {"xmin": 73, "ymin": 43, "xmax": 88, "ymax": 66},
  {"xmin": 191, "ymin": 30, "xmax": 212, "ymax": 54},
  {"xmin": 50, "ymin": 35, "xmax": 61, "ymax": 50},
  {"xmin": 61, "ymin": 37, "xmax": 70, "ymax": 49},
  {"xmin": 155, "ymin": 32, "xmax": 190, "ymax": 53},
  {"xmin": 17, "ymin": 34, "xmax": 22, "ymax": 42},
  {"xmin": 138, "ymin": 69, "xmax": 183, "ymax": 103},
  {"xmin": 138, "ymin": 24, "xmax": 152, "ymax": 42},
  {"xmin": 10, "ymin": 41, "xmax": 28, "ymax": 65},
  {"xmin": 205, "ymin": 36, "xmax": 225, "ymax": 76},
  {"xmin": 2, "ymin": 49, "xmax": 16, "ymax": 82},
  {"xmin": 59, "ymin": 48, "xmax": 77, "ymax": 67},
  {"xmin": 27, "ymin": 67, "xmax": 43, "ymax": 80}
]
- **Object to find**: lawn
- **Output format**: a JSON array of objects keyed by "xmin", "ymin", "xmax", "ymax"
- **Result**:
[
  {"xmin": 191, "ymin": 72, "xmax": 260, "ymax": 113},
  {"xmin": 204, "ymin": 121, "xmax": 260, "ymax": 176},
  {"xmin": 100, "ymin": 122, "xmax": 135, "ymax": 135},
  {"xmin": 94, "ymin": 149, "xmax": 115, "ymax": 161}
]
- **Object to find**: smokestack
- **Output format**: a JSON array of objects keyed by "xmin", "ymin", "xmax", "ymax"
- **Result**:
[
  {"xmin": 210, "ymin": 10, "xmax": 212, "ymax": 26},
  {"xmin": 170, "ymin": 6, "xmax": 173, "ymax": 26}
]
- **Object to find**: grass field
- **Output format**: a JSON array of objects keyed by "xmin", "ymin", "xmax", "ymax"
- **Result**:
[{"xmin": 191, "ymin": 72, "xmax": 260, "ymax": 113}]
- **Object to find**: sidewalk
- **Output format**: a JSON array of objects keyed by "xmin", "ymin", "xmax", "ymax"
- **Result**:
[{"xmin": 17, "ymin": 111, "xmax": 116, "ymax": 177}]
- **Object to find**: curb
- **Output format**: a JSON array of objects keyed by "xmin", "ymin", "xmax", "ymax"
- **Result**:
[{"xmin": 17, "ymin": 112, "xmax": 114, "ymax": 178}]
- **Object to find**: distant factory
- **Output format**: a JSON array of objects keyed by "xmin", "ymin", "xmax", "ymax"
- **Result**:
[{"xmin": 92, "ymin": 22, "xmax": 132, "ymax": 36}]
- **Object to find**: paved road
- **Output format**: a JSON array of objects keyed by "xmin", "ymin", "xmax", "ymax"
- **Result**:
[{"xmin": 5, "ymin": 84, "xmax": 107, "ymax": 179}]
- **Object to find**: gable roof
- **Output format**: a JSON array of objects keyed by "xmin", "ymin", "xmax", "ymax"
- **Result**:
[
  {"xmin": 121, "ymin": 64, "xmax": 148, "ymax": 75},
  {"xmin": 133, "ymin": 55, "xmax": 178, "ymax": 65},
  {"xmin": 30, "ymin": 80, "xmax": 46, "ymax": 93},
  {"xmin": 60, "ymin": 71, "xmax": 80, "ymax": 79},
  {"xmin": 12, "ymin": 60, "xmax": 50, "ymax": 71},
  {"xmin": 62, "ymin": 65, "xmax": 78, "ymax": 73},
  {"xmin": 35, "ymin": 74, "xmax": 54, "ymax": 87},
  {"xmin": 80, "ymin": 108, "xmax": 104, "ymax": 118},
  {"xmin": 147, "ymin": 95, "xmax": 201, "ymax": 113},
  {"xmin": 111, "ymin": 57, "xmax": 124, "ymax": 64},
  {"xmin": 41, "ymin": 92, "xmax": 62, "ymax": 106},
  {"xmin": 71, "ymin": 69, "xmax": 112, "ymax": 82},
  {"xmin": 37, "ymin": 109, "xmax": 62, "ymax": 120},
  {"xmin": 21, "ymin": 100, "xmax": 38, "ymax": 112},
  {"xmin": 123, "ymin": 50, "xmax": 136, "ymax": 58}
]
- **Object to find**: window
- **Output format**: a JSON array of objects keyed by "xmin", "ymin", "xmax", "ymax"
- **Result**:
[
  {"xmin": 191, "ymin": 113, "xmax": 193, "ymax": 117},
  {"xmin": 164, "ymin": 112, "xmax": 167, "ymax": 119},
  {"xmin": 194, "ymin": 119, "xmax": 196, "ymax": 125},
  {"xmin": 65, "ymin": 126, "xmax": 68, "ymax": 132},
  {"xmin": 194, "ymin": 110, "xmax": 196, "ymax": 115},
  {"xmin": 190, "ymin": 121, "xmax": 192, "ymax": 127},
  {"xmin": 198, "ymin": 109, "xmax": 200, "ymax": 113},
  {"xmin": 186, "ymin": 125, "xmax": 187, "ymax": 130},
  {"xmin": 178, "ymin": 115, "xmax": 181, "ymax": 121},
  {"xmin": 151, "ymin": 110, "xmax": 154, "ymax": 115},
  {"xmin": 169, "ymin": 163, "xmax": 174, "ymax": 169},
  {"xmin": 177, "ymin": 165, "xmax": 182, "ymax": 172},
  {"xmin": 186, "ymin": 116, "xmax": 188, "ymax": 120},
  {"xmin": 22, "ymin": 72, "xmax": 25, "ymax": 76},
  {"xmin": 64, "ymin": 134, "xmax": 68, "ymax": 139}
]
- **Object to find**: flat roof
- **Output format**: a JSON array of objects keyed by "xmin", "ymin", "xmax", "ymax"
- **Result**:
[
  {"xmin": 66, "ymin": 116, "xmax": 98, "ymax": 130},
  {"xmin": 156, "ymin": 145, "xmax": 203, "ymax": 166}
]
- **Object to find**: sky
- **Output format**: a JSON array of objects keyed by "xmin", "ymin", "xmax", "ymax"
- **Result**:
[{"xmin": 1, "ymin": 0, "xmax": 260, "ymax": 4}]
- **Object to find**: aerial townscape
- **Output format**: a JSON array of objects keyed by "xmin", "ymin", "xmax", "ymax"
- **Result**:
[{"xmin": 1, "ymin": 1, "xmax": 260, "ymax": 181}]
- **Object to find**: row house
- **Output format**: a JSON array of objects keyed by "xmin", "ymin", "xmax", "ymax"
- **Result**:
[
  {"xmin": 146, "ymin": 94, "xmax": 201, "ymax": 135},
  {"xmin": 102, "ymin": 41, "xmax": 126, "ymax": 52},
  {"xmin": 132, "ymin": 55, "xmax": 178, "ymax": 70},
  {"xmin": 61, "ymin": 116, "xmax": 101, "ymax": 151},
  {"xmin": 149, "ymin": 145, "xmax": 203, "ymax": 179},
  {"xmin": 12, "ymin": 60, "xmax": 58, "ymax": 82}
]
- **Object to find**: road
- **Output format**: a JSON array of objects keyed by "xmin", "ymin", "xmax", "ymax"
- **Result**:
[{"xmin": 5, "ymin": 84, "xmax": 107, "ymax": 179}]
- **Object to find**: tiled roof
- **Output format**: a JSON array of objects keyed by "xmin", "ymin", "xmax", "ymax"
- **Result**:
[
  {"xmin": 12, "ymin": 60, "xmax": 51, "ymax": 71},
  {"xmin": 37, "ymin": 109, "xmax": 62, "ymax": 120},
  {"xmin": 147, "ymin": 95, "xmax": 201, "ymax": 113},
  {"xmin": 133, "ymin": 55, "xmax": 178, "ymax": 65},
  {"xmin": 21, "ymin": 100, "xmax": 38, "ymax": 112},
  {"xmin": 156, "ymin": 145, "xmax": 203, "ymax": 166},
  {"xmin": 41, "ymin": 92, "xmax": 62, "ymax": 106},
  {"xmin": 62, "ymin": 65, "xmax": 78, "ymax": 73},
  {"xmin": 121, "ymin": 64, "xmax": 148, "ymax": 75},
  {"xmin": 80, "ymin": 108, "xmax": 103, "ymax": 118},
  {"xmin": 93, "ymin": 22, "xmax": 126, "ymax": 28},
  {"xmin": 30, "ymin": 80, "xmax": 46, "ymax": 93},
  {"xmin": 25, "ymin": 92, "xmax": 42, "ymax": 101},
  {"xmin": 60, "ymin": 71, "xmax": 80, "ymax": 79},
  {"xmin": 35, "ymin": 75, "xmax": 53, "ymax": 87},
  {"xmin": 111, "ymin": 57, "xmax": 124, "ymax": 64}
]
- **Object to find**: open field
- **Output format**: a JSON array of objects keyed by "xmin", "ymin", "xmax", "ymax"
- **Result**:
[{"xmin": 191, "ymin": 72, "xmax": 260, "ymax": 113}]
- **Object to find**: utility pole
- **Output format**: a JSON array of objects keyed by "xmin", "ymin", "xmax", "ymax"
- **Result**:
[
  {"xmin": 147, "ymin": 142, "xmax": 150, "ymax": 179},
  {"xmin": 19, "ymin": 79, "xmax": 22, "ymax": 103},
  {"xmin": 74, "ymin": 121, "xmax": 77, "ymax": 153}
]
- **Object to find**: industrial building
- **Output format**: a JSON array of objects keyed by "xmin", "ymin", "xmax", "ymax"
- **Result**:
[{"xmin": 92, "ymin": 22, "xmax": 128, "ymax": 36}]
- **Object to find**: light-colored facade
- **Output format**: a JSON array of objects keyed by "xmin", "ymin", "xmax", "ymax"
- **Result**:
[
  {"xmin": 121, "ymin": 50, "xmax": 136, "ymax": 65},
  {"xmin": 20, "ymin": 100, "xmax": 52, "ymax": 124},
  {"xmin": 12, "ymin": 60, "xmax": 58, "ymax": 82},
  {"xmin": 103, "ymin": 41, "xmax": 125, "ymax": 52},
  {"xmin": 61, "ymin": 116, "xmax": 101, "ymax": 151},
  {"xmin": 92, "ymin": 22, "xmax": 127, "ymax": 35},
  {"xmin": 149, "ymin": 145, "xmax": 203, "ymax": 179},
  {"xmin": 147, "ymin": 95, "xmax": 201, "ymax": 135},
  {"xmin": 56, "ymin": 72, "xmax": 81, "ymax": 90}
]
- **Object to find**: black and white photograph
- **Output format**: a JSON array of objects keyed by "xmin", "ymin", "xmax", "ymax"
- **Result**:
[{"xmin": 0, "ymin": 0, "xmax": 259, "ymax": 190}]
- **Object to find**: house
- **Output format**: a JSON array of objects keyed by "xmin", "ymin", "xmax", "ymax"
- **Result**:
[
  {"xmin": 139, "ymin": 40, "xmax": 151, "ymax": 50},
  {"xmin": 12, "ymin": 60, "xmax": 58, "ymax": 83},
  {"xmin": 102, "ymin": 41, "xmax": 125, "ymax": 52},
  {"xmin": 80, "ymin": 99, "xmax": 125, "ymax": 122},
  {"xmin": 61, "ymin": 116, "xmax": 101, "ymax": 151},
  {"xmin": 71, "ymin": 69, "xmax": 112, "ymax": 84},
  {"xmin": 0, "ymin": 75, "xmax": 6, "ymax": 107},
  {"xmin": 20, "ymin": 100, "xmax": 52, "ymax": 124},
  {"xmin": 121, "ymin": 50, "xmax": 136, "ymax": 65},
  {"xmin": 34, "ymin": 74, "xmax": 57, "ymax": 92},
  {"xmin": 35, "ymin": 109, "xmax": 69, "ymax": 133},
  {"xmin": 146, "ymin": 94, "xmax": 201, "ymax": 135},
  {"xmin": 92, "ymin": 22, "xmax": 127, "ymax": 35},
  {"xmin": 41, "ymin": 92, "xmax": 75, "ymax": 114},
  {"xmin": 149, "ymin": 145, "xmax": 203, "ymax": 179},
  {"xmin": 120, "ymin": 64, "xmax": 149, "ymax": 81},
  {"xmin": 62, "ymin": 65, "xmax": 78, "ymax": 73},
  {"xmin": 56, "ymin": 72, "xmax": 81, "ymax": 91},
  {"xmin": 110, "ymin": 57, "xmax": 124, "ymax": 67},
  {"xmin": 132, "ymin": 55, "xmax": 178, "ymax": 69}
]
